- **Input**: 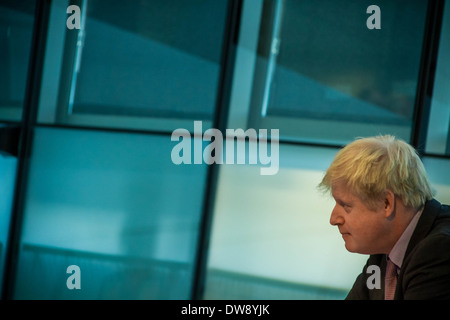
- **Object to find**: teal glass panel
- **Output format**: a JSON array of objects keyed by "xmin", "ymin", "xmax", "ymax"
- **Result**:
[
  {"xmin": 0, "ymin": 151, "xmax": 17, "ymax": 292},
  {"xmin": 59, "ymin": 0, "xmax": 228, "ymax": 121},
  {"xmin": 0, "ymin": 0, "xmax": 35, "ymax": 121},
  {"xmin": 425, "ymin": 1, "xmax": 450, "ymax": 155},
  {"xmin": 13, "ymin": 127, "xmax": 208, "ymax": 299},
  {"xmin": 252, "ymin": 0, "xmax": 428, "ymax": 144},
  {"xmin": 423, "ymin": 157, "xmax": 450, "ymax": 205}
]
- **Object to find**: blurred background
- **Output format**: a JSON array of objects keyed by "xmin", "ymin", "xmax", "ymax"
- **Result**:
[{"xmin": 0, "ymin": 0, "xmax": 449, "ymax": 299}]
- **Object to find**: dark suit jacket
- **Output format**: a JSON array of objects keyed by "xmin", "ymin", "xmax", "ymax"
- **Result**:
[{"xmin": 346, "ymin": 198, "xmax": 450, "ymax": 300}]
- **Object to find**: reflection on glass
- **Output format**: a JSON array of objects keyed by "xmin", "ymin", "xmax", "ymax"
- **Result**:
[
  {"xmin": 0, "ymin": 0, "xmax": 35, "ymax": 122},
  {"xmin": 252, "ymin": 0, "xmax": 428, "ymax": 143},
  {"xmin": 57, "ymin": 0, "xmax": 228, "ymax": 122},
  {"xmin": 426, "ymin": 1, "xmax": 450, "ymax": 155}
]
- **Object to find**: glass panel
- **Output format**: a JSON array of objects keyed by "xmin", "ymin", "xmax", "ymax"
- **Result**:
[
  {"xmin": 38, "ymin": 0, "xmax": 228, "ymax": 131},
  {"xmin": 425, "ymin": 1, "xmax": 450, "ymax": 155},
  {"xmin": 250, "ymin": 0, "xmax": 428, "ymax": 144},
  {"xmin": 423, "ymin": 157, "xmax": 450, "ymax": 205},
  {"xmin": 204, "ymin": 144, "xmax": 368, "ymax": 299},
  {"xmin": 0, "ymin": 150, "xmax": 17, "ymax": 292},
  {"xmin": 13, "ymin": 127, "xmax": 208, "ymax": 299},
  {"xmin": 0, "ymin": 0, "xmax": 35, "ymax": 122}
]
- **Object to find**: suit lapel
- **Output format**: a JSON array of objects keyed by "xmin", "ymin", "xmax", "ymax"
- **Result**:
[
  {"xmin": 403, "ymin": 199, "xmax": 441, "ymax": 260},
  {"xmin": 395, "ymin": 199, "xmax": 441, "ymax": 299}
]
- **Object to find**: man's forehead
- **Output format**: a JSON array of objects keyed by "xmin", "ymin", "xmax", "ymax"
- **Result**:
[
  {"xmin": 331, "ymin": 181, "xmax": 355, "ymax": 200},
  {"xmin": 331, "ymin": 180, "xmax": 348, "ymax": 194}
]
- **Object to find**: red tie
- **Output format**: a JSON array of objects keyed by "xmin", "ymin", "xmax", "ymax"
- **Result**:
[{"xmin": 385, "ymin": 259, "xmax": 398, "ymax": 300}]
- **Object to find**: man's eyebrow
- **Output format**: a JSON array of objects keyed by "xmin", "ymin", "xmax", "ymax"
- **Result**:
[
  {"xmin": 332, "ymin": 195, "xmax": 351, "ymax": 206},
  {"xmin": 330, "ymin": 190, "xmax": 341, "ymax": 201}
]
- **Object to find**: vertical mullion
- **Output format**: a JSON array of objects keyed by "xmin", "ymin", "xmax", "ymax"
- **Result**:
[
  {"xmin": 190, "ymin": 0, "xmax": 242, "ymax": 300},
  {"xmin": 2, "ymin": 0, "xmax": 50, "ymax": 300},
  {"xmin": 411, "ymin": 0, "xmax": 445, "ymax": 155}
]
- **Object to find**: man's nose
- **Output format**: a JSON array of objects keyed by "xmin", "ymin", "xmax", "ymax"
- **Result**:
[{"xmin": 330, "ymin": 205, "xmax": 344, "ymax": 226}]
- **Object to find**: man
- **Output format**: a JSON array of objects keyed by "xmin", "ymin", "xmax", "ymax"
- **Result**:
[{"xmin": 318, "ymin": 135, "xmax": 450, "ymax": 299}]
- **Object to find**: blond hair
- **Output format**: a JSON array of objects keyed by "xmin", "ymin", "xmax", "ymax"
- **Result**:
[{"xmin": 318, "ymin": 135, "xmax": 434, "ymax": 210}]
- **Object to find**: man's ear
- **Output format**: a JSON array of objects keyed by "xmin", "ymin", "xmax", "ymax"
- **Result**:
[{"xmin": 384, "ymin": 189, "xmax": 395, "ymax": 220}]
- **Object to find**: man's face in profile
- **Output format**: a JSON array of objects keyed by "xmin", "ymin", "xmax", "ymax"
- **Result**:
[{"xmin": 330, "ymin": 181, "xmax": 392, "ymax": 255}]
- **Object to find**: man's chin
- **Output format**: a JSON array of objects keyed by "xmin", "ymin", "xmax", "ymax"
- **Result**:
[
  {"xmin": 345, "ymin": 243, "xmax": 373, "ymax": 255},
  {"xmin": 344, "ymin": 241, "xmax": 364, "ymax": 254}
]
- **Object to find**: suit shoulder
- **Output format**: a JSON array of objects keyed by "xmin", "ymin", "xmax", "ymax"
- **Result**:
[
  {"xmin": 429, "ymin": 203, "xmax": 450, "ymax": 237},
  {"xmin": 408, "ymin": 232, "xmax": 450, "ymax": 265}
]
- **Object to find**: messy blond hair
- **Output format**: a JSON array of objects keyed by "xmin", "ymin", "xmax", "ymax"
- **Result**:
[{"xmin": 318, "ymin": 135, "xmax": 434, "ymax": 210}]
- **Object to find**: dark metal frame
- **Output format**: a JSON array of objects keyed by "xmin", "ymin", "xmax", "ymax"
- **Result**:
[
  {"xmin": 190, "ymin": 0, "xmax": 243, "ymax": 300},
  {"xmin": 1, "ymin": 0, "xmax": 51, "ymax": 299},
  {"xmin": 410, "ymin": 0, "xmax": 446, "ymax": 156}
]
